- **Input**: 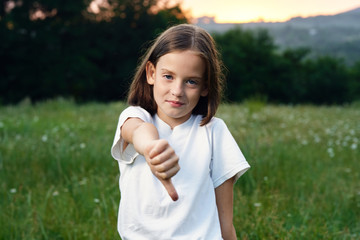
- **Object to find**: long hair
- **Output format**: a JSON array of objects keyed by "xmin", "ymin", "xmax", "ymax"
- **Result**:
[{"xmin": 127, "ymin": 24, "xmax": 224, "ymax": 126}]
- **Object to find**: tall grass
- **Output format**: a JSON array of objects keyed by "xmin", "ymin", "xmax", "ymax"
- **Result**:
[{"xmin": 0, "ymin": 99, "xmax": 359, "ymax": 239}]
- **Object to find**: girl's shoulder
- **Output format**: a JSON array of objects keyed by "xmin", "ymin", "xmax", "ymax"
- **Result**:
[
  {"xmin": 197, "ymin": 116, "xmax": 230, "ymax": 136},
  {"xmin": 119, "ymin": 105, "xmax": 153, "ymax": 123},
  {"xmin": 204, "ymin": 116, "xmax": 227, "ymax": 130}
]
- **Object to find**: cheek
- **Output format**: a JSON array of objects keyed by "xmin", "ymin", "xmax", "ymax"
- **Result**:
[
  {"xmin": 189, "ymin": 91, "xmax": 202, "ymax": 103},
  {"xmin": 152, "ymin": 82, "xmax": 165, "ymax": 102},
  {"xmin": 154, "ymin": 79, "xmax": 170, "ymax": 94}
]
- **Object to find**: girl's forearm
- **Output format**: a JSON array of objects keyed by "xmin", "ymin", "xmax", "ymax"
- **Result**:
[
  {"xmin": 121, "ymin": 118, "xmax": 159, "ymax": 155},
  {"xmin": 132, "ymin": 122, "xmax": 159, "ymax": 155},
  {"xmin": 123, "ymin": 118, "xmax": 179, "ymax": 201},
  {"xmin": 215, "ymin": 177, "xmax": 237, "ymax": 240}
]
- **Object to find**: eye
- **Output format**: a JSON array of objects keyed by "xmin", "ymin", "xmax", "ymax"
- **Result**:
[
  {"xmin": 163, "ymin": 74, "xmax": 173, "ymax": 80},
  {"xmin": 186, "ymin": 79, "xmax": 198, "ymax": 85}
]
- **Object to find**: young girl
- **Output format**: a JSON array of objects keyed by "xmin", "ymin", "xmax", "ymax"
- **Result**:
[{"xmin": 111, "ymin": 24, "xmax": 250, "ymax": 240}]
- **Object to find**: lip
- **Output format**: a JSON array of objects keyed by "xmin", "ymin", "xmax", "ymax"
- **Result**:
[{"xmin": 166, "ymin": 100, "xmax": 185, "ymax": 107}]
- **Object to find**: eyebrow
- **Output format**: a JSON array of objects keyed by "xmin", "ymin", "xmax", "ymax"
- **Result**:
[
  {"xmin": 160, "ymin": 68, "xmax": 203, "ymax": 79},
  {"xmin": 160, "ymin": 68, "xmax": 174, "ymax": 74}
]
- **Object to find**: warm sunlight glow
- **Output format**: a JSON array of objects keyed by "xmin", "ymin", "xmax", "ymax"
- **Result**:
[
  {"xmin": 175, "ymin": 0, "xmax": 360, "ymax": 23},
  {"xmin": 88, "ymin": 0, "xmax": 111, "ymax": 14}
]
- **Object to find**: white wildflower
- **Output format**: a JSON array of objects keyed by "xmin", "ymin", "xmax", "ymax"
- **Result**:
[
  {"xmin": 314, "ymin": 135, "xmax": 321, "ymax": 143},
  {"xmin": 327, "ymin": 148, "xmax": 335, "ymax": 158},
  {"xmin": 10, "ymin": 188, "xmax": 17, "ymax": 194},
  {"xmin": 94, "ymin": 198, "xmax": 100, "ymax": 203},
  {"xmin": 52, "ymin": 191, "xmax": 59, "ymax": 196},
  {"xmin": 351, "ymin": 143, "xmax": 357, "ymax": 150},
  {"xmin": 80, "ymin": 143, "xmax": 86, "ymax": 149},
  {"xmin": 41, "ymin": 135, "xmax": 48, "ymax": 142},
  {"xmin": 254, "ymin": 202, "xmax": 262, "ymax": 207},
  {"xmin": 345, "ymin": 135, "xmax": 352, "ymax": 141},
  {"xmin": 79, "ymin": 178, "xmax": 87, "ymax": 185}
]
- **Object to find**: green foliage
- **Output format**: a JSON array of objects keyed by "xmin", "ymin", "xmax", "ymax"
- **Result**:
[
  {"xmin": 0, "ymin": 0, "xmax": 187, "ymax": 104},
  {"xmin": 302, "ymin": 57, "xmax": 350, "ymax": 104},
  {"xmin": 214, "ymin": 28, "xmax": 277, "ymax": 101},
  {"xmin": 214, "ymin": 27, "xmax": 359, "ymax": 104},
  {"xmin": 349, "ymin": 61, "xmax": 360, "ymax": 101},
  {"xmin": 1, "ymin": 100, "xmax": 359, "ymax": 239}
]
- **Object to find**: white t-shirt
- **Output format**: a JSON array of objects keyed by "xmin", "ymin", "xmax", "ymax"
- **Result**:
[{"xmin": 111, "ymin": 106, "xmax": 250, "ymax": 240}]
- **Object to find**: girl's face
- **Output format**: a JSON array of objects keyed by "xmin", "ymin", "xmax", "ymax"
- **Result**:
[{"xmin": 146, "ymin": 50, "xmax": 208, "ymax": 128}]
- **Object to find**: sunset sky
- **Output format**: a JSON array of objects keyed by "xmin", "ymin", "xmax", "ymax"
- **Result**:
[{"xmin": 176, "ymin": 0, "xmax": 360, "ymax": 23}]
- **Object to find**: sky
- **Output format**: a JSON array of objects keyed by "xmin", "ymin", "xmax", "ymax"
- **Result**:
[{"xmin": 176, "ymin": 0, "xmax": 360, "ymax": 23}]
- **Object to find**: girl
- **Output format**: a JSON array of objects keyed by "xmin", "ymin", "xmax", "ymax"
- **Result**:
[{"xmin": 111, "ymin": 24, "xmax": 250, "ymax": 240}]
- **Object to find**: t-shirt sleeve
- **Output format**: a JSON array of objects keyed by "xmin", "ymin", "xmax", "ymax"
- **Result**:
[
  {"xmin": 111, "ymin": 106, "xmax": 153, "ymax": 164},
  {"xmin": 210, "ymin": 118, "xmax": 250, "ymax": 188}
]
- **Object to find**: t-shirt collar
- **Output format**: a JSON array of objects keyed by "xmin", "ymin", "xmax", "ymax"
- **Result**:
[{"xmin": 154, "ymin": 114, "xmax": 195, "ymax": 137}]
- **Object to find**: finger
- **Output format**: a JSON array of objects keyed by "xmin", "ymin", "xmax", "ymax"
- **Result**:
[
  {"xmin": 156, "ymin": 163, "xmax": 180, "ymax": 180},
  {"xmin": 149, "ymin": 140, "xmax": 168, "ymax": 158},
  {"xmin": 151, "ymin": 148, "xmax": 177, "ymax": 165},
  {"xmin": 160, "ymin": 179, "xmax": 178, "ymax": 201},
  {"xmin": 154, "ymin": 155, "xmax": 179, "ymax": 174}
]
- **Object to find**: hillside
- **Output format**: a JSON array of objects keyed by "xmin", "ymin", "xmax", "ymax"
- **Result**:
[{"xmin": 195, "ymin": 7, "xmax": 360, "ymax": 65}]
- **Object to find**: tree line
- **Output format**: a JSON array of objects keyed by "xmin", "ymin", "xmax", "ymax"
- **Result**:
[
  {"xmin": 214, "ymin": 28, "xmax": 360, "ymax": 104},
  {"xmin": 1, "ymin": 0, "xmax": 359, "ymax": 105}
]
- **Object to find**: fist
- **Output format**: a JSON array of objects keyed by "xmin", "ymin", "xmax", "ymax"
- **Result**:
[{"xmin": 144, "ymin": 139, "xmax": 180, "ymax": 201}]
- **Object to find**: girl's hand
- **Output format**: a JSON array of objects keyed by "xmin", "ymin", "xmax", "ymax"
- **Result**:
[{"xmin": 144, "ymin": 139, "xmax": 180, "ymax": 201}]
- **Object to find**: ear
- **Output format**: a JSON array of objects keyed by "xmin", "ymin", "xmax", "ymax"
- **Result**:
[
  {"xmin": 146, "ymin": 61, "xmax": 156, "ymax": 85},
  {"xmin": 201, "ymin": 88, "xmax": 208, "ymax": 97}
]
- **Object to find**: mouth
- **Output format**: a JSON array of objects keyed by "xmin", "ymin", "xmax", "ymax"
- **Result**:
[{"xmin": 166, "ymin": 100, "xmax": 185, "ymax": 107}]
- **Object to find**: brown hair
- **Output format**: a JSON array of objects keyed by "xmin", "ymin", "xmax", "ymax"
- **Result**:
[{"xmin": 127, "ymin": 24, "xmax": 224, "ymax": 126}]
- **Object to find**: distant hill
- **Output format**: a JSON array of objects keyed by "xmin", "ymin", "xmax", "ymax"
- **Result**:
[{"xmin": 195, "ymin": 7, "xmax": 360, "ymax": 65}]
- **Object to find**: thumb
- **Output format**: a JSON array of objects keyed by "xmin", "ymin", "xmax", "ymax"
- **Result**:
[{"xmin": 160, "ymin": 179, "xmax": 178, "ymax": 201}]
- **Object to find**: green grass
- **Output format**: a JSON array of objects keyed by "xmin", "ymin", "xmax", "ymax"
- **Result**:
[{"xmin": 0, "ymin": 98, "xmax": 359, "ymax": 239}]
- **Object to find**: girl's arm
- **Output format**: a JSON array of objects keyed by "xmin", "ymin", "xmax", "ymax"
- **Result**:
[
  {"xmin": 121, "ymin": 117, "xmax": 180, "ymax": 201},
  {"xmin": 215, "ymin": 177, "xmax": 237, "ymax": 240}
]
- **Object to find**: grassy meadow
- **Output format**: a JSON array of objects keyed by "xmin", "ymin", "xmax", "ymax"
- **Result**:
[{"xmin": 0, "ymin": 98, "xmax": 359, "ymax": 239}]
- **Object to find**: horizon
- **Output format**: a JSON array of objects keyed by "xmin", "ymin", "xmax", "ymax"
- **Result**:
[{"xmin": 176, "ymin": 0, "xmax": 360, "ymax": 23}]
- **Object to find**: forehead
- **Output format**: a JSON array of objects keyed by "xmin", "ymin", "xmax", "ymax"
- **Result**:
[{"xmin": 156, "ymin": 50, "xmax": 206, "ymax": 78}]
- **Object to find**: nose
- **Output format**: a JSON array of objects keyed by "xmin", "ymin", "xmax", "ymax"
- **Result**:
[{"xmin": 171, "ymin": 80, "xmax": 184, "ymax": 97}]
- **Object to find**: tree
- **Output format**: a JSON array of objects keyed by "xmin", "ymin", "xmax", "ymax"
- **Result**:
[
  {"xmin": 348, "ymin": 61, "xmax": 360, "ymax": 101},
  {"xmin": 271, "ymin": 47, "xmax": 310, "ymax": 103},
  {"xmin": 214, "ymin": 27, "xmax": 278, "ymax": 102},
  {"xmin": 303, "ymin": 57, "xmax": 351, "ymax": 104}
]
